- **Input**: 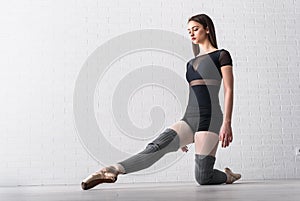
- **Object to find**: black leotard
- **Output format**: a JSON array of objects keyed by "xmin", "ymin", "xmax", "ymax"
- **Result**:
[
  {"xmin": 181, "ymin": 49, "xmax": 233, "ymax": 133},
  {"xmin": 186, "ymin": 49, "xmax": 232, "ymax": 82}
]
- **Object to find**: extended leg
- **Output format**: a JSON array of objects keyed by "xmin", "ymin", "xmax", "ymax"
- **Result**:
[
  {"xmin": 117, "ymin": 120, "xmax": 195, "ymax": 174},
  {"xmin": 81, "ymin": 121, "xmax": 194, "ymax": 190}
]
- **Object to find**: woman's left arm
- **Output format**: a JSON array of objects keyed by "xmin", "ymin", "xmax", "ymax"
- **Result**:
[{"xmin": 219, "ymin": 65, "xmax": 234, "ymax": 148}]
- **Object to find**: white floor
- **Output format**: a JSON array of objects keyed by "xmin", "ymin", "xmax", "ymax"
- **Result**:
[{"xmin": 1, "ymin": 180, "xmax": 299, "ymax": 201}]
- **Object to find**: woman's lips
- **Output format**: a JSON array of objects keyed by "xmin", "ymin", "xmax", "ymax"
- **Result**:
[{"xmin": 192, "ymin": 37, "xmax": 196, "ymax": 40}]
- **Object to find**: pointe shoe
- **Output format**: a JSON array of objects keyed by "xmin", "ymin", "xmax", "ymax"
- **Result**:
[
  {"xmin": 224, "ymin": 167, "xmax": 241, "ymax": 184},
  {"xmin": 81, "ymin": 166, "xmax": 119, "ymax": 190}
]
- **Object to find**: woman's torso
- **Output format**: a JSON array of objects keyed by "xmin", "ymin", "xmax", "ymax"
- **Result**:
[{"xmin": 185, "ymin": 49, "xmax": 224, "ymax": 108}]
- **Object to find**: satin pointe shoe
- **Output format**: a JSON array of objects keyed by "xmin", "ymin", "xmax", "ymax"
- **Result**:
[
  {"xmin": 224, "ymin": 167, "xmax": 241, "ymax": 184},
  {"xmin": 81, "ymin": 166, "xmax": 119, "ymax": 190}
]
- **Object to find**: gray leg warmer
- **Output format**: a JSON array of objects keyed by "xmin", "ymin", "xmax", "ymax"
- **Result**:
[
  {"xmin": 195, "ymin": 154, "xmax": 227, "ymax": 185},
  {"xmin": 118, "ymin": 128, "xmax": 180, "ymax": 174}
]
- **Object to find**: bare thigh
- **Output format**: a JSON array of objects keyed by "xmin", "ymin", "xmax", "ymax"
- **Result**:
[
  {"xmin": 194, "ymin": 131, "xmax": 219, "ymax": 157},
  {"xmin": 168, "ymin": 120, "xmax": 195, "ymax": 147}
]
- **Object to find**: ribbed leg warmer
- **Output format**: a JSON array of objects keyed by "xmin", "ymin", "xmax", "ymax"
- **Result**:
[
  {"xmin": 117, "ymin": 128, "xmax": 180, "ymax": 174},
  {"xmin": 195, "ymin": 154, "xmax": 227, "ymax": 185}
]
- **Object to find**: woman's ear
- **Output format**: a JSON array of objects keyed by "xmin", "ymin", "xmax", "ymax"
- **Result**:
[{"xmin": 206, "ymin": 27, "xmax": 209, "ymax": 34}]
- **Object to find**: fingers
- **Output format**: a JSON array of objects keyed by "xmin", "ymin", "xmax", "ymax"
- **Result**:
[
  {"xmin": 229, "ymin": 135, "xmax": 233, "ymax": 143},
  {"xmin": 224, "ymin": 136, "xmax": 230, "ymax": 147},
  {"xmin": 222, "ymin": 137, "xmax": 227, "ymax": 148},
  {"xmin": 219, "ymin": 133, "xmax": 224, "ymax": 142},
  {"xmin": 222, "ymin": 138, "xmax": 228, "ymax": 148},
  {"xmin": 225, "ymin": 137, "xmax": 230, "ymax": 147},
  {"xmin": 181, "ymin": 145, "xmax": 188, "ymax": 152},
  {"xmin": 221, "ymin": 133, "xmax": 233, "ymax": 148},
  {"xmin": 220, "ymin": 133, "xmax": 227, "ymax": 148}
]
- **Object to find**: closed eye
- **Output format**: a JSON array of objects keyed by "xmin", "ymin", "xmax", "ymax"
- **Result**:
[
  {"xmin": 187, "ymin": 26, "xmax": 199, "ymax": 33},
  {"xmin": 188, "ymin": 28, "xmax": 199, "ymax": 34}
]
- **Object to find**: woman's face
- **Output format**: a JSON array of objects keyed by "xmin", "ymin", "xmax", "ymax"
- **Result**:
[{"xmin": 187, "ymin": 20, "xmax": 209, "ymax": 44}]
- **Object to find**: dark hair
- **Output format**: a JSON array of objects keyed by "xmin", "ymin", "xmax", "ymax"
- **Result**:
[{"xmin": 188, "ymin": 14, "xmax": 218, "ymax": 56}]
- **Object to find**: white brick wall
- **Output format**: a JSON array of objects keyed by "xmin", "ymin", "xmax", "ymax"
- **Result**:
[{"xmin": 0, "ymin": 0, "xmax": 299, "ymax": 186}]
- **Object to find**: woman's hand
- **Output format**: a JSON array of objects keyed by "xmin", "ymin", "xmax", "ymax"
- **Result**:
[
  {"xmin": 181, "ymin": 145, "xmax": 189, "ymax": 152},
  {"xmin": 219, "ymin": 122, "xmax": 233, "ymax": 148}
]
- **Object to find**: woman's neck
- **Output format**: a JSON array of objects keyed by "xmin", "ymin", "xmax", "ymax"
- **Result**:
[{"xmin": 198, "ymin": 41, "xmax": 217, "ymax": 53}]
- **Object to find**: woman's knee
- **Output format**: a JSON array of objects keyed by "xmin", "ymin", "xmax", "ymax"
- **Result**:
[
  {"xmin": 195, "ymin": 173, "xmax": 211, "ymax": 185},
  {"xmin": 146, "ymin": 128, "xmax": 180, "ymax": 153},
  {"xmin": 194, "ymin": 154, "xmax": 215, "ymax": 185}
]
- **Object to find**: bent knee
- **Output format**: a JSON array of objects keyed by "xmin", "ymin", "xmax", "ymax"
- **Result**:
[
  {"xmin": 194, "ymin": 154, "xmax": 216, "ymax": 185},
  {"xmin": 195, "ymin": 174, "xmax": 211, "ymax": 185}
]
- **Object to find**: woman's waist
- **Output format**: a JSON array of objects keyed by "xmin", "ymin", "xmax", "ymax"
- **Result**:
[
  {"xmin": 184, "ymin": 104, "xmax": 222, "ymax": 113},
  {"xmin": 187, "ymin": 96, "xmax": 220, "ymax": 106}
]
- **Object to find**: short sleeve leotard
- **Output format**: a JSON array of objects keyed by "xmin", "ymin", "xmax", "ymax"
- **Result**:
[{"xmin": 180, "ymin": 49, "xmax": 233, "ymax": 134}]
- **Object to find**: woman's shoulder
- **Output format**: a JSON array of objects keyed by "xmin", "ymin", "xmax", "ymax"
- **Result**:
[
  {"xmin": 219, "ymin": 48, "xmax": 231, "ymax": 54},
  {"xmin": 218, "ymin": 48, "xmax": 233, "ymax": 66},
  {"xmin": 218, "ymin": 48, "xmax": 232, "ymax": 59}
]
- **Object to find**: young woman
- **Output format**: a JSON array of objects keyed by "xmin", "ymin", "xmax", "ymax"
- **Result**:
[{"xmin": 81, "ymin": 13, "xmax": 241, "ymax": 190}]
